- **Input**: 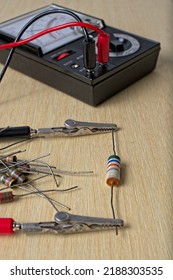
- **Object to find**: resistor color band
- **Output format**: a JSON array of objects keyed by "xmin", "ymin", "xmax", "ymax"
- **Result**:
[
  {"xmin": 106, "ymin": 155, "xmax": 121, "ymax": 187},
  {"xmin": 8, "ymin": 169, "xmax": 26, "ymax": 183},
  {"xmin": 0, "ymin": 175, "xmax": 15, "ymax": 187},
  {"xmin": 0, "ymin": 218, "xmax": 14, "ymax": 234},
  {"xmin": 0, "ymin": 191, "xmax": 14, "ymax": 204}
]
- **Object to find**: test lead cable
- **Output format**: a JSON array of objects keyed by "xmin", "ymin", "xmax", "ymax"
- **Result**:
[
  {"xmin": 0, "ymin": 22, "xmax": 109, "ymax": 66},
  {"xmin": 0, "ymin": 9, "xmax": 109, "ymax": 82},
  {"xmin": 0, "ymin": 7, "xmax": 90, "ymax": 82}
]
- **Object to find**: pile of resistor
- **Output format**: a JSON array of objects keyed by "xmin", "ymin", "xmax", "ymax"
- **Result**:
[
  {"xmin": 1, "ymin": 151, "xmax": 52, "ymax": 204},
  {"xmin": 0, "ymin": 147, "xmax": 81, "ymax": 210}
]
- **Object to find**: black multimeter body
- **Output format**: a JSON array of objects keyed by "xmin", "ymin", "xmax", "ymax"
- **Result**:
[{"xmin": 0, "ymin": 4, "xmax": 160, "ymax": 106}]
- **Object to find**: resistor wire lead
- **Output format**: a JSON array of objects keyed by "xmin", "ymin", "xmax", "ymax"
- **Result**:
[
  {"xmin": 0, "ymin": 179, "xmax": 77, "ymax": 211},
  {"xmin": 0, "ymin": 153, "xmax": 51, "ymax": 173},
  {"xmin": 0, "ymin": 138, "xmax": 30, "ymax": 151},
  {"xmin": 0, "ymin": 174, "xmax": 49, "ymax": 191},
  {"xmin": 0, "ymin": 189, "xmax": 75, "ymax": 204},
  {"xmin": 0, "ymin": 151, "xmax": 81, "ymax": 211},
  {"xmin": 2, "ymin": 156, "xmax": 93, "ymax": 176},
  {"xmin": 106, "ymin": 129, "xmax": 121, "ymax": 234},
  {"xmin": 0, "ymin": 173, "xmax": 77, "ymax": 211},
  {"xmin": 22, "ymin": 183, "xmax": 78, "ymax": 211},
  {"xmin": 35, "ymin": 159, "xmax": 59, "ymax": 188},
  {"xmin": 0, "ymin": 160, "xmax": 61, "ymax": 179}
]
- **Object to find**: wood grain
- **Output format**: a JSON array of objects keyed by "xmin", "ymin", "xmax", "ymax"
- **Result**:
[{"xmin": 0, "ymin": 0, "xmax": 172, "ymax": 260}]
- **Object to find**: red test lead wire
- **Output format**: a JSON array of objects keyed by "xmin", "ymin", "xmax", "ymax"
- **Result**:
[
  {"xmin": 0, "ymin": 21, "xmax": 110, "ymax": 65},
  {"xmin": 0, "ymin": 22, "xmax": 105, "ymax": 49},
  {"xmin": 0, "ymin": 218, "xmax": 14, "ymax": 234}
]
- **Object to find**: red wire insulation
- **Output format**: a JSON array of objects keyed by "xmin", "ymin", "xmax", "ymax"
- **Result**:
[
  {"xmin": 0, "ymin": 22, "xmax": 106, "ymax": 50},
  {"xmin": 0, "ymin": 218, "xmax": 14, "ymax": 234},
  {"xmin": 97, "ymin": 33, "xmax": 110, "ymax": 64}
]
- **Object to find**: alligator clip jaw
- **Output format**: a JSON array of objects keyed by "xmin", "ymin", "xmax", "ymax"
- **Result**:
[
  {"xmin": 33, "ymin": 119, "xmax": 118, "ymax": 137},
  {"xmin": 54, "ymin": 211, "xmax": 124, "ymax": 234},
  {"xmin": 64, "ymin": 119, "xmax": 118, "ymax": 136}
]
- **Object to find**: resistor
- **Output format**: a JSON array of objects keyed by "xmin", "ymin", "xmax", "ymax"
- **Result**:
[
  {"xmin": 0, "ymin": 174, "xmax": 16, "ymax": 187},
  {"xmin": 0, "ymin": 191, "xmax": 13, "ymax": 203},
  {"xmin": 0, "ymin": 155, "xmax": 17, "ymax": 163},
  {"xmin": 7, "ymin": 168, "xmax": 26, "ymax": 184},
  {"xmin": 106, "ymin": 154, "xmax": 121, "ymax": 187},
  {"xmin": 0, "ymin": 150, "xmax": 24, "ymax": 166},
  {"xmin": 0, "ymin": 156, "xmax": 27, "ymax": 183},
  {"xmin": 106, "ymin": 129, "xmax": 121, "ymax": 234},
  {"xmin": 0, "ymin": 190, "xmax": 51, "ymax": 204}
]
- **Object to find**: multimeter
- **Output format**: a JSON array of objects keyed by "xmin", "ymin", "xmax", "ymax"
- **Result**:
[{"xmin": 0, "ymin": 4, "xmax": 160, "ymax": 106}]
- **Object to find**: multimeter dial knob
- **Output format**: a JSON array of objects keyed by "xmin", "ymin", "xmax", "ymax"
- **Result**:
[{"xmin": 109, "ymin": 33, "xmax": 140, "ymax": 57}]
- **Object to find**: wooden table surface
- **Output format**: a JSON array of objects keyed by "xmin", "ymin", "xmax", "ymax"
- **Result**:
[{"xmin": 0, "ymin": 0, "xmax": 172, "ymax": 260}]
